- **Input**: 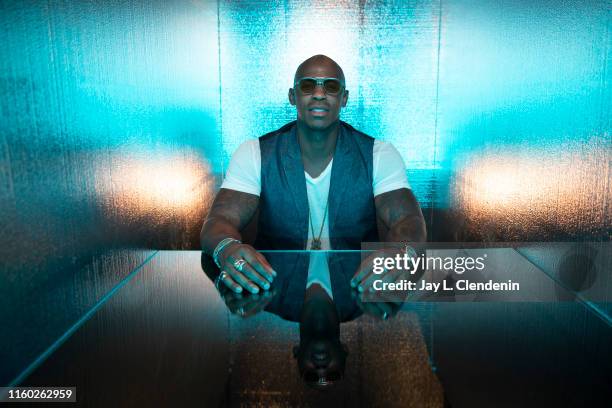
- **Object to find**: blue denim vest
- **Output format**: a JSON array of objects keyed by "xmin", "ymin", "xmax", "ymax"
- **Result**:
[{"xmin": 255, "ymin": 121, "xmax": 379, "ymax": 250}]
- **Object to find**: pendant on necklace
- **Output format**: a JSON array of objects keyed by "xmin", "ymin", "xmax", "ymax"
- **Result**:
[{"xmin": 311, "ymin": 239, "xmax": 322, "ymax": 250}]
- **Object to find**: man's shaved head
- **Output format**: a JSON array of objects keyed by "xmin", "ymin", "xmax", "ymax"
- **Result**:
[
  {"xmin": 290, "ymin": 54, "xmax": 348, "ymax": 131},
  {"xmin": 294, "ymin": 55, "xmax": 345, "ymax": 83}
]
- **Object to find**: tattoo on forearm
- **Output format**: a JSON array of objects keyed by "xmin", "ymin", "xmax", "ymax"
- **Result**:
[
  {"xmin": 375, "ymin": 188, "xmax": 426, "ymax": 242},
  {"xmin": 208, "ymin": 189, "xmax": 259, "ymax": 230}
]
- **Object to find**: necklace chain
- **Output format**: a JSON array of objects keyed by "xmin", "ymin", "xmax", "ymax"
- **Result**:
[{"xmin": 309, "ymin": 195, "xmax": 330, "ymax": 250}]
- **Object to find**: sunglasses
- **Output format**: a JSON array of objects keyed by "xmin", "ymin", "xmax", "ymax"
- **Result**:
[
  {"xmin": 294, "ymin": 77, "xmax": 345, "ymax": 95},
  {"xmin": 302, "ymin": 369, "xmax": 343, "ymax": 385}
]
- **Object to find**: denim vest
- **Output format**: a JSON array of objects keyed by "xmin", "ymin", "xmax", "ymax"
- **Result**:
[{"xmin": 255, "ymin": 121, "xmax": 379, "ymax": 250}]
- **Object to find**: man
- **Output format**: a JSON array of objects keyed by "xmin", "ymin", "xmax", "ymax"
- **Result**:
[{"xmin": 201, "ymin": 55, "xmax": 426, "ymax": 294}]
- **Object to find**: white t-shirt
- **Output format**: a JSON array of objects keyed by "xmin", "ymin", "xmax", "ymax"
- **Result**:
[
  {"xmin": 221, "ymin": 138, "xmax": 410, "ymax": 250},
  {"xmin": 306, "ymin": 251, "xmax": 333, "ymax": 299}
]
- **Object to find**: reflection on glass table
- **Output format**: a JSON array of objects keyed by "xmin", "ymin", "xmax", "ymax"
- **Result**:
[
  {"xmin": 12, "ymin": 249, "xmax": 611, "ymax": 407},
  {"xmin": 201, "ymin": 251, "xmax": 414, "ymax": 391}
]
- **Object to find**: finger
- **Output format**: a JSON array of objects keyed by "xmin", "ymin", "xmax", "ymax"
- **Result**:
[
  {"xmin": 241, "ymin": 253, "xmax": 274, "ymax": 285},
  {"xmin": 373, "ymin": 300, "xmax": 394, "ymax": 320},
  {"xmin": 238, "ymin": 261, "xmax": 270, "ymax": 290},
  {"xmin": 251, "ymin": 251, "xmax": 277, "ymax": 278},
  {"xmin": 354, "ymin": 247, "xmax": 407, "ymax": 287},
  {"xmin": 224, "ymin": 289, "xmax": 244, "ymax": 301},
  {"xmin": 220, "ymin": 271, "xmax": 243, "ymax": 294},
  {"xmin": 230, "ymin": 299, "xmax": 256, "ymax": 317},
  {"xmin": 365, "ymin": 269, "xmax": 405, "ymax": 304},
  {"xmin": 351, "ymin": 253, "xmax": 377, "ymax": 288},
  {"xmin": 226, "ymin": 292, "xmax": 257, "ymax": 310},
  {"xmin": 242, "ymin": 298, "xmax": 266, "ymax": 316},
  {"xmin": 368, "ymin": 268, "xmax": 401, "ymax": 292},
  {"xmin": 380, "ymin": 270, "xmax": 408, "ymax": 305},
  {"xmin": 267, "ymin": 286, "xmax": 278, "ymax": 297},
  {"xmin": 359, "ymin": 262, "xmax": 395, "ymax": 293},
  {"xmin": 226, "ymin": 265, "xmax": 260, "ymax": 294},
  {"xmin": 362, "ymin": 289, "xmax": 395, "ymax": 319},
  {"xmin": 364, "ymin": 255, "xmax": 408, "ymax": 293},
  {"xmin": 360, "ymin": 269, "xmax": 385, "ymax": 293},
  {"xmin": 241, "ymin": 291, "xmax": 276, "ymax": 317},
  {"xmin": 236, "ymin": 294, "xmax": 261, "ymax": 311},
  {"xmin": 225, "ymin": 294, "xmax": 245, "ymax": 311},
  {"xmin": 262, "ymin": 289, "xmax": 276, "ymax": 299}
]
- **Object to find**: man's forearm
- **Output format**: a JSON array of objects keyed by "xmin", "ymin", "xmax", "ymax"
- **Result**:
[
  {"xmin": 384, "ymin": 215, "xmax": 427, "ymax": 243},
  {"xmin": 374, "ymin": 188, "xmax": 426, "ymax": 244},
  {"xmin": 200, "ymin": 216, "xmax": 243, "ymax": 255},
  {"xmin": 201, "ymin": 189, "xmax": 259, "ymax": 255}
]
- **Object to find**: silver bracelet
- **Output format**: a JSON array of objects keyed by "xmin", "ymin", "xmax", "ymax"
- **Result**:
[
  {"xmin": 213, "ymin": 238, "xmax": 241, "ymax": 268},
  {"xmin": 214, "ymin": 271, "xmax": 228, "ymax": 291},
  {"xmin": 404, "ymin": 244, "xmax": 417, "ymax": 259}
]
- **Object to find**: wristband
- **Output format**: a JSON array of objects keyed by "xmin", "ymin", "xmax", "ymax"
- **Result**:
[{"xmin": 213, "ymin": 238, "xmax": 241, "ymax": 268}]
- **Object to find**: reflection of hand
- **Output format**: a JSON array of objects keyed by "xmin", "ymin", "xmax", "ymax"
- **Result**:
[
  {"xmin": 351, "ymin": 248, "xmax": 404, "ymax": 293},
  {"xmin": 351, "ymin": 289, "xmax": 402, "ymax": 321},
  {"xmin": 217, "ymin": 243, "xmax": 277, "ymax": 294},
  {"xmin": 220, "ymin": 286, "xmax": 277, "ymax": 318}
]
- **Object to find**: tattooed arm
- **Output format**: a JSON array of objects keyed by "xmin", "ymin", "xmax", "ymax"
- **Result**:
[
  {"xmin": 201, "ymin": 188, "xmax": 259, "ymax": 252},
  {"xmin": 201, "ymin": 188, "xmax": 276, "ymax": 294},
  {"xmin": 374, "ymin": 188, "xmax": 426, "ymax": 243},
  {"xmin": 351, "ymin": 188, "xmax": 426, "ymax": 293}
]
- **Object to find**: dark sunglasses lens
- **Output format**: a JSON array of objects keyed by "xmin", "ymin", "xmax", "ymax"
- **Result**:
[
  {"xmin": 298, "ymin": 79, "xmax": 317, "ymax": 94},
  {"xmin": 302, "ymin": 370, "xmax": 342, "ymax": 385},
  {"xmin": 324, "ymin": 79, "xmax": 341, "ymax": 94}
]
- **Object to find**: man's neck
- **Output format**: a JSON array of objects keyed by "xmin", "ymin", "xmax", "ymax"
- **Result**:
[{"xmin": 296, "ymin": 120, "xmax": 340, "ymax": 163}]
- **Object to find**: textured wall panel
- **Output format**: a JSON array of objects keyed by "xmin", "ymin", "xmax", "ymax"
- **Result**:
[
  {"xmin": 0, "ymin": 0, "xmax": 219, "ymax": 385},
  {"xmin": 436, "ymin": 0, "xmax": 611, "ymax": 240},
  {"xmin": 218, "ymin": 0, "xmax": 442, "ymax": 204}
]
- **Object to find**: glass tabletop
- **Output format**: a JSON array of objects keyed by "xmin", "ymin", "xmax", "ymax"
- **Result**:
[{"xmin": 4, "ymin": 247, "xmax": 611, "ymax": 407}]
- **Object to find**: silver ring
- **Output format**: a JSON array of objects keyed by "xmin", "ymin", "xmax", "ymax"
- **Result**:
[
  {"xmin": 382, "ymin": 312, "xmax": 388, "ymax": 320},
  {"xmin": 215, "ymin": 271, "xmax": 229, "ymax": 290},
  {"xmin": 233, "ymin": 259, "xmax": 246, "ymax": 272}
]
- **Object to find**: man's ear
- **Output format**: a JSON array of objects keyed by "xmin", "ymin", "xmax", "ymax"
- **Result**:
[
  {"xmin": 341, "ymin": 90, "xmax": 349, "ymax": 107},
  {"xmin": 288, "ymin": 88, "xmax": 296, "ymax": 106}
]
